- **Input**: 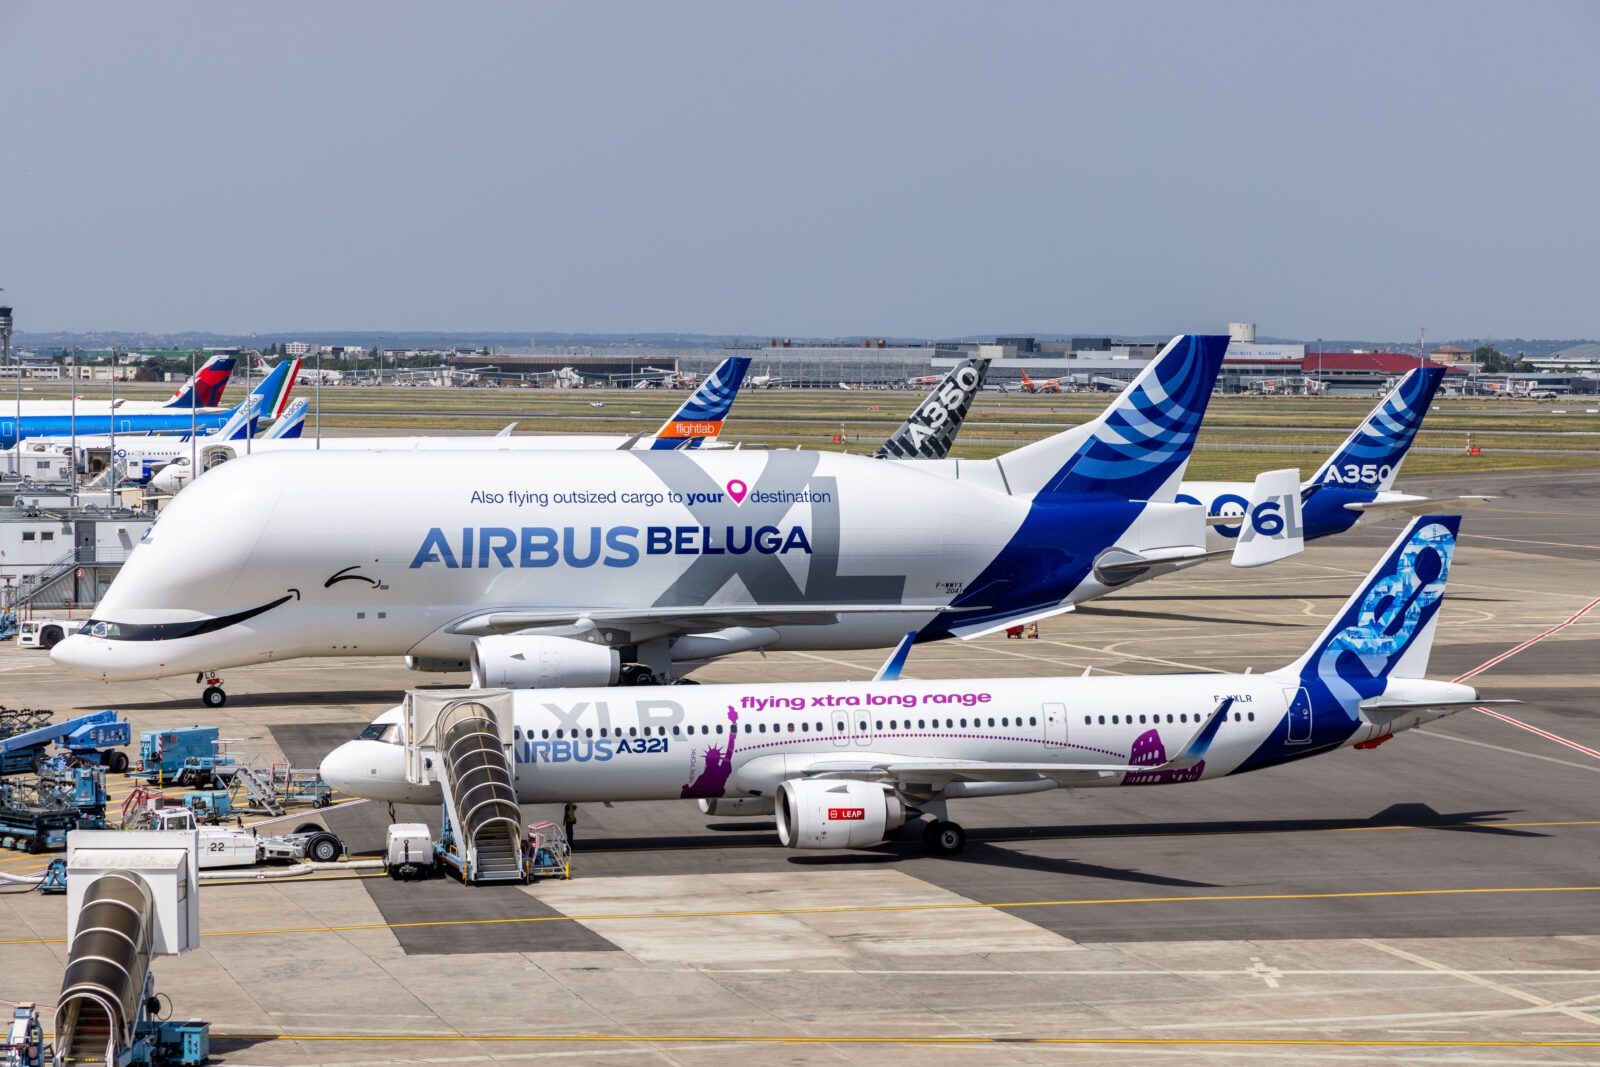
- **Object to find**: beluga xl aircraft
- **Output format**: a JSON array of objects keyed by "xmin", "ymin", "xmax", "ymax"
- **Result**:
[
  {"xmin": 321, "ymin": 514, "xmax": 1505, "ymax": 857},
  {"xmin": 54, "ymin": 334, "xmax": 1303, "ymax": 708}
]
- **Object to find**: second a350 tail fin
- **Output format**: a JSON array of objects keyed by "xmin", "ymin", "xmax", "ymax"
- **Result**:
[
  {"xmin": 643, "ymin": 356, "xmax": 752, "ymax": 450},
  {"xmin": 874, "ymin": 357, "xmax": 990, "ymax": 460},
  {"xmin": 1310, "ymin": 366, "xmax": 1445, "ymax": 492},
  {"xmin": 996, "ymin": 334, "xmax": 1230, "ymax": 501}
]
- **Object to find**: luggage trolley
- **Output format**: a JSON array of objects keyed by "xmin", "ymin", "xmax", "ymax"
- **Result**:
[{"xmin": 523, "ymin": 821, "xmax": 571, "ymax": 881}]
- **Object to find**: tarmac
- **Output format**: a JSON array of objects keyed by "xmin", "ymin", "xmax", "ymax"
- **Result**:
[{"xmin": 1, "ymin": 466, "xmax": 1597, "ymax": 1064}]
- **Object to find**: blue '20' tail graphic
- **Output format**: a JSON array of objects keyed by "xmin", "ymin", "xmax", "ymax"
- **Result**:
[
  {"xmin": 1310, "ymin": 366, "xmax": 1445, "ymax": 491},
  {"xmin": 1282, "ymin": 514, "xmax": 1459, "ymax": 693},
  {"xmin": 649, "ymin": 356, "xmax": 752, "ymax": 450},
  {"xmin": 997, "ymin": 334, "xmax": 1230, "ymax": 501}
]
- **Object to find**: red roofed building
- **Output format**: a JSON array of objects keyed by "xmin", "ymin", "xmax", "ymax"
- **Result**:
[{"xmin": 1221, "ymin": 351, "xmax": 1466, "ymax": 394}]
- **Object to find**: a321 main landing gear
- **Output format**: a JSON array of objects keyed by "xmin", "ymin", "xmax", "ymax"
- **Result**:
[
  {"xmin": 197, "ymin": 672, "xmax": 226, "ymax": 708},
  {"xmin": 922, "ymin": 819, "xmax": 966, "ymax": 855}
]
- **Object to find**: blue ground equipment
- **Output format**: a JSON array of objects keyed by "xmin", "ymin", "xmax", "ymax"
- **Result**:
[
  {"xmin": 136, "ymin": 726, "xmax": 236, "ymax": 786},
  {"xmin": 0, "ymin": 708, "xmax": 131, "ymax": 775}
]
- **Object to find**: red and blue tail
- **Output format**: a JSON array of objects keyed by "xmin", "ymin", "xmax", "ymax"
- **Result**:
[{"xmin": 162, "ymin": 354, "xmax": 237, "ymax": 409}]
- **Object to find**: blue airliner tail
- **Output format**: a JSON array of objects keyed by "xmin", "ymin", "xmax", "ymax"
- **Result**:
[
  {"xmin": 162, "ymin": 354, "xmax": 237, "ymax": 409},
  {"xmin": 997, "ymin": 334, "xmax": 1230, "ymax": 501},
  {"xmin": 215, "ymin": 395, "xmax": 263, "ymax": 441},
  {"xmin": 247, "ymin": 359, "xmax": 303, "ymax": 420},
  {"xmin": 1282, "ymin": 514, "xmax": 1460, "ymax": 687},
  {"xmin": 1310, "ymin": 366, "xmax": 1445, "ymax": 491},
  {"xmin": 263, "ymin": 397, "xmax": 308, "ymax": 440},
  {"xmin": 647, "ymin": 356, "xmax": 752, "ymax": 450}
]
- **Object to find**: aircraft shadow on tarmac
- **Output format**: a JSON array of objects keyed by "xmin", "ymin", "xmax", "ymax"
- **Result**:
[{"xmin": 114, "ymin": 689, "xmax": 423, "ymax": 711}]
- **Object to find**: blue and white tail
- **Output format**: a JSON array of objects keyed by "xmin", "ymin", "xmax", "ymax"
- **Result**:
[
  {"xmin": 263, "ymin": 397, "xmax": 309, "ymax": 440},
  {"xmin": 996, "ymin": 334, "xmax": 1230, "ymax": 500},
  {"xmin": 213, "ymin": 395, "xmax": 263, "ymax": 441},
  {"xmin": 1280, "ymin": 514, "xmax": 1459, "ymax": 687},
  {"xmin": 247, "ymin": 359, "xmax": 303, "ymax": 420},
  {"xmin": 1310, "ymin": 366, "xmax": 1445, "ymax": 491},
  {"xmin": 644, "ymin": 356, "xmax": 752, "ymax": 450},
  {"xmin": 162, "ymin": 354, "xmax": 237, "ymax": 409}
]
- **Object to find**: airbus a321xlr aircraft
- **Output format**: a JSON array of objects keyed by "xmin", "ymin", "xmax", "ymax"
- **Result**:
[
  {"xmin": 322, "ymin": 515, "xmax": 1500, "ymax": 855},
  {"xmin": 54, "ymin": 335, "xmax": 1270, "ymax": 707}
]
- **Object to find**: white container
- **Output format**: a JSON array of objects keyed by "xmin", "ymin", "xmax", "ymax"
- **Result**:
[{"xmin": 385, "ymin": 823, "xmax": 434, "ymax": 878}]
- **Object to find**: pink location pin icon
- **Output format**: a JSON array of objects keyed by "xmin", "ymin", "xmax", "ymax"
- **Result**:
[{"xmin": 726, "ymin": 479, "xmax": 749, "ymax": 505}]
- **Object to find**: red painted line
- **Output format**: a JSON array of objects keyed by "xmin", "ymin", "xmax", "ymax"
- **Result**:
[
  {"xmin": 1452, "ymin": 596, "xmax": 1600, "ymax": 683},
  {"xmin": 1473, "ymin": 706, "xmax": 1600, "ymax": 762}
]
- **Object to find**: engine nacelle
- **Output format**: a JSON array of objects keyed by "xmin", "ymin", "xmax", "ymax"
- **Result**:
[
  {"xmin": 775, "ymin": 779, "xmax": 905, "ymax": 849},
  {"xmin": 469, "ymin": 636, "xmax": 621, "ymax": 689},
  {"xmin": 698, "ymin": 797, "xmax": 775, "ymax": 817}
]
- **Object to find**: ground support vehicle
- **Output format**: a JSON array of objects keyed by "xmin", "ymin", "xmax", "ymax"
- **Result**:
[
  {"xmin": 134, "ymin": 726, "xmax": 235, "ymax": 787},
  {"xmin": 127, "ymin": 803, "xmax": 346, "ymax": 867},
  {"xmin": 0, "ymin": 708, "xmax": 130, "ymax": 775},
  {"xmin": 384, "ymin": 823, "xmax": 435, "ymax": 880},
  {"xmin": 523, "ymin": 821, "xmax": 572, "ymax": 881}
]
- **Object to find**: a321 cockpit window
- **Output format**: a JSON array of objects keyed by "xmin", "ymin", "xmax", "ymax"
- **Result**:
[{"xmin": 358, "ymin": 723, "xmax": 402, "ymax": 745}]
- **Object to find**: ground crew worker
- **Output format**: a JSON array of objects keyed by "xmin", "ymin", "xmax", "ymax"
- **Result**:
[{"xmin": 563, "ymin": 801, "xmax": 577, "ymax": 847}]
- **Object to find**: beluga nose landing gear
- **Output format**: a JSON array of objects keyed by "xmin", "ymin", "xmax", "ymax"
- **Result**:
[{"xmin": 197, "ymin": 672, "xmax": 227, "ymax": 708}]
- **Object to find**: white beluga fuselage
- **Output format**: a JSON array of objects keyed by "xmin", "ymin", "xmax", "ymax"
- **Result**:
[{"xmin": 51, "ymin": 446, "xmax": 1198, "ymax": 680}]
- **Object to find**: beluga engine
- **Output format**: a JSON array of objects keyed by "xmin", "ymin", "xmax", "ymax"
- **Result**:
[{"xmin": 468, "ymin": 635, "xmax": 621, "ymax": 689}]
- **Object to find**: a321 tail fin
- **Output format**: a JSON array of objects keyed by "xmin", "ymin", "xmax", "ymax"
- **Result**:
[
  {"xmin": 162, "ymin": 354, "xmax": 237, "ymax": 409},
  {"xmin": 246, "ymin": 358, "xmax": 303, "ymax": 420},
  {"xmin": 996, "ymin": 334, "xmax": 1230, "ymax": 501},
  {"xmin": 1280, "ymin": 514, "xmax": 1460, "ymax": 690},
  {"xmin": 645, "ymin": 356, "xmax": 752, "ymax": 450},
  {"xmin": 262, "ymin": 397, "xmax": 309, "ymax": 440},
  {"xmin": 214, "ymin": 395, "xmax": 263, "ymax": 441},
  {"xmin": 1310, "ymin": 366, "xmax": 1445, "ymax": 491},
  {"xmin": 874, "ymin": 357, "xmax": 990, "ymax": 460}
]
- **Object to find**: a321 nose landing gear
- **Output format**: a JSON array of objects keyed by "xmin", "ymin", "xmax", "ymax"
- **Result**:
[{"xmin": 196, "ymin": 672, "xmax": 226, "ymax": 708}]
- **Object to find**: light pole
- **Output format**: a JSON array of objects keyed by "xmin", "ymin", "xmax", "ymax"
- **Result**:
[
  {"xmin": 315, "ymin": 350, "xmax": 322, "ymax": 449},
  {"xmin": 1, "ymin": 297, "xmax": 15, "ymax": 478}
]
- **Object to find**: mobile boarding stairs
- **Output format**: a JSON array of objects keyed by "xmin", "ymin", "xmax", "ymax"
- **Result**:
[{"xmin": 404, "ymin": 690, "xmax": 528, "ymax": 886}]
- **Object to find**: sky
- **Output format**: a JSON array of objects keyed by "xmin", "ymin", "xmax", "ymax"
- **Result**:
[{"xmin": 2, "ymin": 1, "xmax": 1597, "ymax": 340}]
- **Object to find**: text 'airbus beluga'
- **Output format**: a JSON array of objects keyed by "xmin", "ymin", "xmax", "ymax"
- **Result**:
[
  {"xmin": 322, "ymin": 516, "xmax": 1498, "ymax": 855},
  {"xmin": 54, "ymin": 335, "xmax": 1276, "ymax": 707}
]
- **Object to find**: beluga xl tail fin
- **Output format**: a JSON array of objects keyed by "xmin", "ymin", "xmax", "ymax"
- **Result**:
[{"xmin": 995, "ymin": 334, "xmax": 1230, "ymax": 501}]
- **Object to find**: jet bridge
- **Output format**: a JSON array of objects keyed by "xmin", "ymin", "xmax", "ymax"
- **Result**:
[
  {"xmin": 55, "ymin": 830, "xmax": 205, "ymax": 1066},
  {"xmin": 404, "ymin": 690, "xmax": 525, "ymax": 884}
]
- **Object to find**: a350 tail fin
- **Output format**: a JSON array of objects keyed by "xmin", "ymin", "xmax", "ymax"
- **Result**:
[
  {"xmin": 874, "ymin": 357, "xmax": 990, "ymax": 460},
  {"xmin": 1280, "ymin": 514, "xmax": 1460, "ymax": 687},
  {"xmin": 1310, "ymin": 366, "xmax": 1445, "ymax": 491},
  {"xmin": 262, "ymin": 397, "xmax": 309, "ymax": 440},
  {"xmin": 645, "ymin": 356, "xmax": 752, "ymax": 450},
  {"xmin": 246, "ymin": 358, "xmax": 303, "ymax": 420},
  {"xmin": 214, "ymin": 395, "xmax": 263, "ymax": 441},
  {"xmin": 162, "ymin": 354, "xmax": 237, "ymax": 409},
  {"xmin": 996, "ymin": 334, "xmax": 1230, "ymax": 501}
]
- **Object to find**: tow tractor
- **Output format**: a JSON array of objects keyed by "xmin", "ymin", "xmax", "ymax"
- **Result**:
[
  {"xmin": 16, "ymin": 616, "xmax": 74, "ymax": 651},
  {"xmin": 124, "ymin": 798, "xmax": 346, "ymax": 867}
]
